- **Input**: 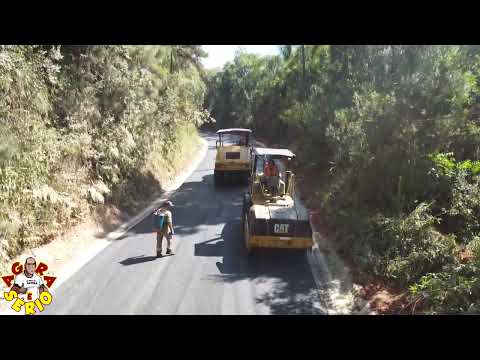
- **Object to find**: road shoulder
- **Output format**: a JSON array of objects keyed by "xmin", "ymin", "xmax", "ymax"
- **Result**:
[{"xmin": 307, "ymin": 210, "xmax": 376, "ymax": 315}]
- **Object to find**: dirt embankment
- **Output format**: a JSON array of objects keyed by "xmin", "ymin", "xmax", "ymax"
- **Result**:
[{"xmin": 0, "ymin": 129, "xmax": 204, "ymax": 311}]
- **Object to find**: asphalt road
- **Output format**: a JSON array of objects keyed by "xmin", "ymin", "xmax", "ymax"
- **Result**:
[{"xmin": 44, "ymin": 132, "xmax": 325, "ymax": 315}]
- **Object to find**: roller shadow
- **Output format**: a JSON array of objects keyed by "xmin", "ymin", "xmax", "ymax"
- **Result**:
[{"xmin": 195, "ymin": 219, "xmax": 325, "ymax": 315}]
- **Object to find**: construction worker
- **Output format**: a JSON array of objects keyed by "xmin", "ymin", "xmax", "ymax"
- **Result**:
[
  {"xmin": 264, "ymin": 159, "xmax": 280, "ymax": 196},
  {"xmin": 154, "ymin": 200, "xmax": 175, "ymax": 257}
]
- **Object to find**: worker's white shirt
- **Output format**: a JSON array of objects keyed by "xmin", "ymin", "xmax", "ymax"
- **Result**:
[
  {"xmin": 159, "ymin": 209, "xmax": 172, "ymax": 225},
  {"xmin": 164, "ymin": 210, "xmax": 172, "ymax": 225},
  {"xmin": 14, "ymin": 272, "xmax": 44, "ymax": 301},
  {"xmin": 158, "ymin": 209, "xmax": 173, "ymax": 233}
]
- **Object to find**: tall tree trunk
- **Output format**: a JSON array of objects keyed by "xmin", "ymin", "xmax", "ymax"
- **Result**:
[
  {"xmin": 280, "ymin": 45, "xmax": 292, "ymax": 60},
  {"xmin": 301, "ymin": 45, "xmax": 306, "ymax": 99}
]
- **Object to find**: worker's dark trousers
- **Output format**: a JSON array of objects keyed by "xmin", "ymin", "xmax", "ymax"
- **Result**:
[{"xmin": 268, "ymin": 176, "xmax": 280, "ymax": 195}]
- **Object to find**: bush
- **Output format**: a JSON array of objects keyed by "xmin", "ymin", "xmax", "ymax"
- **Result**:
[
  {"xmin": 410, "ymin": 263, "xmax": 480, "ymax": 314},
  {"xmin": 428, "ymin": 152, "xmax": 480, "ymax": 241},
  {"xmin": 0, "ymin": 45, "xmax": 209, "ymax": 261},
  {"xmin": 360, "ymin": 203, "xmax": 458, "ymax": 285},
  {"xmin": 201, "ymin": 45, "xmax": 480, "ymax": 313}
]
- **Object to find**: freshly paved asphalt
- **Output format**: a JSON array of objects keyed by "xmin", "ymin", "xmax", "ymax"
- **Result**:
[{"xmin": 44, "ymin": 132, "xmax": 325, "ymax": 314}]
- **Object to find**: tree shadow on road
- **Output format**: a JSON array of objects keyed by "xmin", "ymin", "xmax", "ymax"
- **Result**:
[
  {"xmin": 196, "ymin": 220, "xmax": 325, "ymax": 315},
  {"xmin": 117, "ymin": 170, "xmax": 245, "ymax": 240},
  {"xmin": 105, "ymin": 157, "xmax": 324, "ymax": 314},
  {"xmin": 114, "ymin": 173, "xmax": 246, "ymax": 241}
]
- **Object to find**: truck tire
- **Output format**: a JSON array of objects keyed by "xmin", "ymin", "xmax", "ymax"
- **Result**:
[
  {"xmin": 243, "ymin": 193, "xmax": 251, "ymax": 216},
  {"xmin": 242, "ymin": 172, "xmax": 249, "ymax": 185},
  {"xmin": 244, "ymin": 212, "xmax": 254, "ymax": 256}
]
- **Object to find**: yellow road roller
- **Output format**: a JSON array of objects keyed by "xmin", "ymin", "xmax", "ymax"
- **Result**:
[
  {"xmin": 242, "ymin": 147, "xmax": 313, "ymax": 253},
  {"xmin": 214, "ymin": 128, "xmax": 252, "ymax": 186}
]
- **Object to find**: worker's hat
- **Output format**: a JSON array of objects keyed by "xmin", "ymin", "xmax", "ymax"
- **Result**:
[{"xmin": 163, "ymin": 200, "xmax": 175, "ymax": 208}]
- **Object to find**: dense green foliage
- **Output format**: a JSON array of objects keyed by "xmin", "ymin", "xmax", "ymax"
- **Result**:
[
  {"xmin": 0, "ymin": 45, "xmax": 209, "ymax": 265},
  {"xmin": 207, "ymin": 45, "xmax": 480, "ymax": 313}
]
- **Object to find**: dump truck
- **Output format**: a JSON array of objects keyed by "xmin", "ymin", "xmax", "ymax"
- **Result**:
[{"xmin": 242, "ymin": 147, "xmax": 313, "ymax": 253}]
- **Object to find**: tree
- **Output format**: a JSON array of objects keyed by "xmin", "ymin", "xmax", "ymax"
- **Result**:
[
  {"xmin": 169, "ymin": 45, "xmax": 208, "ymax": 76},
  {"xmin": 279, "ymin": 45, "xmax": 292, "ymax": 60}
]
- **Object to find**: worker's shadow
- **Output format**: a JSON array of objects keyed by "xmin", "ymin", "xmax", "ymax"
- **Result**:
[{"xmin": 119, "ymin": 255, "xmax": 158, "ymax": 266}]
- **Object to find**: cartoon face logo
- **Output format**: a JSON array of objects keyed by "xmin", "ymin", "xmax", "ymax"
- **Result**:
[{"xmin": 1, "ymin": 257, "xmax": 57, "ymax": 315}]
